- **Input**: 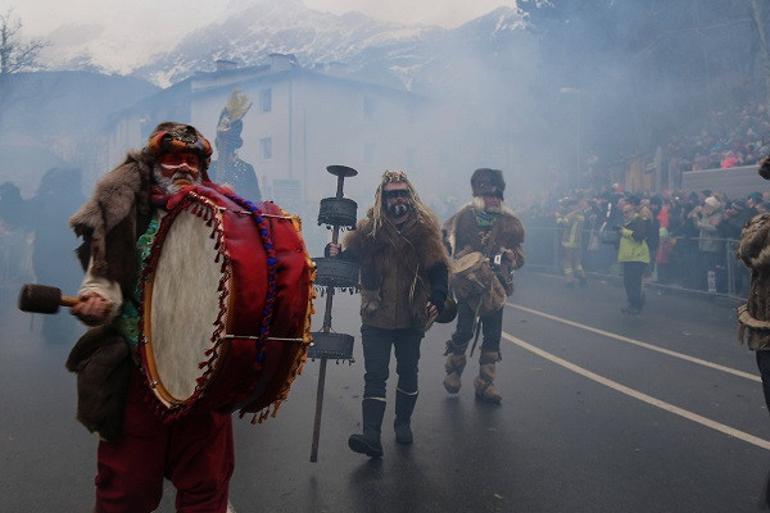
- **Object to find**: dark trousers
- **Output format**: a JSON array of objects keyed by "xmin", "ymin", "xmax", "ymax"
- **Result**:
[
  {"xmin": 449, "ymin": 301, "xmax": 503, "ymax": 354},
  {"xmin": 756, "ymin": 351, "xmax": 770, "ymax": 413},
  {"xmin": 622, "ymin": 261, "xmax": 646, "ymax": 310},
  {"xmin": 361, "ymin": 325, "xmax": 423, "ymax": 399}
]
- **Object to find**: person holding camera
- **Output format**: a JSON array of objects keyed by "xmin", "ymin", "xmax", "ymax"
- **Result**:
[
  {"xmin": 617, "ymin": 198, "xmax": 651, "ymax": 315},
  {"xmin": 442, "ymin": 168, "xmax": 525, "ymax": 404}
]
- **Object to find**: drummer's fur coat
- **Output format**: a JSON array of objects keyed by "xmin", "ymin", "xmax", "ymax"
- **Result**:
[
  {"xmin": 344, "ymin": 209, "xmax": 449, "ymax": 331},
  {"xmin": 69, "ymin": 151, "xmax": 154, "ymax": 294},
  {"xmin": 66, "ymin": 152, "xmax": 155, "ymax": 441},
  {"xmin": 738, "ymin": 213, "xmax": 770, "ymax": 349}
]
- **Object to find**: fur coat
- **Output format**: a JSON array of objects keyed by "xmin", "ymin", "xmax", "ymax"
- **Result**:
[
  {"xmin": 443, "ymin": 204, "xmax": 525, "ymax": 297},
  {"xmin": 69, "ymin": 151, "xmax": 154, "ymax": 294},
  {"xmin": 67, "ymin": 152, "xmax": 154, "ymax": 441},
  {"xmin": 343, "ymin": 211, "xmax": 449, "ymax": 331},
  {"xmin": 737, "ymin": 213, "xmax": 770, "ymax": 350}
]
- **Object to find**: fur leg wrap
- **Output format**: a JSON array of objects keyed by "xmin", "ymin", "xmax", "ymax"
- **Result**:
[
  {"xmin": 443, "ymin": 354, "xmax": 467, "ymax": 394},
  {"xmin": 474, "ymin": 351, "xmax": 502, "ymax": 404}
]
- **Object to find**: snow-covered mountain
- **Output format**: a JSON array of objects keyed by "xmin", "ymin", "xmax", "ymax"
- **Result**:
[{"xmin": 42, "ymin": 0, "xmax": 527, "ymax": 90}]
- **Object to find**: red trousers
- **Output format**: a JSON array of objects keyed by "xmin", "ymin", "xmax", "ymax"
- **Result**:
[{"xmin": 94, "ymin": 369, "xmax": 234, "ymax": 513}]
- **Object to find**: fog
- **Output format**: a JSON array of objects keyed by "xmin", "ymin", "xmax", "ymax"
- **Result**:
[{"xmin": 1, "ymin": 1, "xmax": 770, "ymax": 508}]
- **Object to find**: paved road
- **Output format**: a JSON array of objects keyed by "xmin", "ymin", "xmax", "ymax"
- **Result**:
[{"xmin": 2, "ymin": 271, "xmax": 769, "ymax": 512}]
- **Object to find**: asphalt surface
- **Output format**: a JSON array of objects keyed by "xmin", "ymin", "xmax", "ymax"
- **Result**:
[{"xmin": 2, "ymin": 271, "xmax": 770, "ymax": 512}]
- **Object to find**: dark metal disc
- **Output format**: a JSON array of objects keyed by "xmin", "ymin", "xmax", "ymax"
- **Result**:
[
  {"xmin": 318, "ymin": 197, "xmax": 357, "ymax": 229},
  {"xmin": 313, "ymin": 257, "xmax": 360, "ymax": 289},
  {"xmin": 308, "ymin": 332, "xmax": 355, "ymax": 360},
  {"xmin": 326, "ymin": 165, "xmax": 358, "ymax": 178}
]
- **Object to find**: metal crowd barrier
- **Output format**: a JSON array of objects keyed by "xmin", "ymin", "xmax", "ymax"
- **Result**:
[{"xmin": 522, "ymin": 226, "xmax": 748, "ymax": 301}]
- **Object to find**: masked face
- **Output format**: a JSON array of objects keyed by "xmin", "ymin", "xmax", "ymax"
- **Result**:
[
  {"xmin": 382, "ymin": 182, "xmax": 412, "ymax": 219},
  {"xmin": 154, "ymin": 152, "xmax": 202, "ymax": 193}
]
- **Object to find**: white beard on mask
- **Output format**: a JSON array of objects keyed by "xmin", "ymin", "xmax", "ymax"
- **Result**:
[
  {"xmin": 153, "ymin": 163, "xmax": 202, "ymax": 194},
  {"xmin": 472, "ymin": 196, "xmax": 504, "ymax": 213},
  {"xmin": 387, "ymin": 202, "xmax": 412, "ymax": 218}
]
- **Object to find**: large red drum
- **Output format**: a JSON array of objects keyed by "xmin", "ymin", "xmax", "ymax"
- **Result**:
[{"xmin": 139, "ymin": 185, "xmax": 315, "ymax": 421}]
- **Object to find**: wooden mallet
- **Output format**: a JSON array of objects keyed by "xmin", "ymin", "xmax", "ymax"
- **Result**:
[{"xmin": 18, "ymin": 284, "xmax": 79, "ymax": 314}]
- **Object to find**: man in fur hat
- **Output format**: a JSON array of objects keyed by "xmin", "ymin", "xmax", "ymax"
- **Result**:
[
  {"xmin": 68, "ymin": 122, "xmax": 236, "ymax": 513},
  {"xmin": 327, "ymin": 169, "xmax": 449, "ymax": 458},
  {"xmin": 442, "ymin": 168, "xmax": 525, "ymax": 404}
]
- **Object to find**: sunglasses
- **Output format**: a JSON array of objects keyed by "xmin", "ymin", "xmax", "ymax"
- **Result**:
[{"xmin": 383, "ymin": 189, "xmax": 410, "ymax": 200}]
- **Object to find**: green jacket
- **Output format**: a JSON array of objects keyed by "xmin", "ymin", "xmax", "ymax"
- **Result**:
[{"xmin": 617, "ymin": 214, "xmax": 650, "ymax": 264}]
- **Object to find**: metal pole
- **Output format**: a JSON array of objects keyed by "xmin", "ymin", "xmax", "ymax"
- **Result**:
[
  {"xmin": 310, "ymin": 169, "xmax": 349, "ymax": 462},
  {"xmin": 309, "ymin": 358, "xmax": 327, "ymax": 463}
]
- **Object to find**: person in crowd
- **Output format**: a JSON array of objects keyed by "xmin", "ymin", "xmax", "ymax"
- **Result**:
[
  {"xmin": 690, "ymin": 196, "xmax": 725, "ymax": 291},
  {"xmin": 556, "ymin": 197, "xmax": 587, "ymax": 287},
  {"xmin": 617, "ymin": 199, "xmax": 650, "ymax": 315},
  {"xmin": 327, "ymin": 170, "xmax": 449, "ymax": 457}
]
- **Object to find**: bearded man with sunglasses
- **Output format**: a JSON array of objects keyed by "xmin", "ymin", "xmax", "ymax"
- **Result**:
[{"xmin": 327, "ymin": 170, "xmax": 449, "ymax": 458}]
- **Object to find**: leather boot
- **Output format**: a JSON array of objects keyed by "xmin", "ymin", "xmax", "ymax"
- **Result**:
[
  {"xmin": 394, "ymin": 389, "xmax": 418, "ymax": 444},
  {"xmin": 474, "ymin": 351, "xmax": 502, "ymax": 404},
  {"xmin": 348, "ymin": 398, "xmax": 385, "ymax": 458},
  {"xmin": 443, "ymin": 353, "xmax": 467, "ymax": 394}
]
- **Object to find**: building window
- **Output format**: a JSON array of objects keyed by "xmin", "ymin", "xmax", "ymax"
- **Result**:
[
  {"xmin": 260, "ymin": 89, "xmax": 272, "ymax": 113},
  {"xmin": 364, "ymin": 143, "xmax": 375, "ymax": 164},
  {"xmin": 363, "ymin": 96, "xmax": 374, "ymax": 120},
  {"xmin": 260, "ymin": 137, "xmax": 272, "ymax": 160}
]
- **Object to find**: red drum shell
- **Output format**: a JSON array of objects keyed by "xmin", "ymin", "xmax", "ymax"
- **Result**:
[{"xmin": 139, "ymin": 185, "xmax": 314, "ymax": 421}]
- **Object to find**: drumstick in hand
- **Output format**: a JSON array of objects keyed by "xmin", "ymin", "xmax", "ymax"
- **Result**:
[{"xmin": 18, "ymin": 284, "xmax": 79, "ymax": 314}]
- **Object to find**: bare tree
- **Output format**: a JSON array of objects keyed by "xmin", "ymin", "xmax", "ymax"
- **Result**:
[{"xmin": 0, "ymin": 9, "xmax": 47, "ymax": 76}]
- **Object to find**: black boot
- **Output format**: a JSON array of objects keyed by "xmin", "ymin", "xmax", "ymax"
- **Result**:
[
  {"xmin": 348, "ymin": 398, "xmax": 385, "ymax": 458},
  {"xmin": 394, "ymin": 389, "xmax": 418, "ymax": 445}
]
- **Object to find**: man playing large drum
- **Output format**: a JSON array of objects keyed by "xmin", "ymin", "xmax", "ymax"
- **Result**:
[
  {"xmin": 67, "ymin": 122, "xmax": 313, "ymax": 513},
  {"xmin": 442, "ymin": 168, "xmax": 525, "ymax": 404}
]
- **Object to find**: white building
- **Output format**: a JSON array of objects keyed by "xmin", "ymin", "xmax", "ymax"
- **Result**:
[{"xmin": 106, "ymin": 54, "xmax": 425, "ymax": 206}]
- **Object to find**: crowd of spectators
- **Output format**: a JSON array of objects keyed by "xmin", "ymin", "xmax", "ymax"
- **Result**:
[
  {"xmin": 666, "ymin": 102, "xmax": 770, "ymax": 174},
  {"xmin": 518, "ymin": 184, "xmax": 770, "ymax": 296}
]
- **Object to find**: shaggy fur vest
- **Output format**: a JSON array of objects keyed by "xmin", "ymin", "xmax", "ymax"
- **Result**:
[
  {"xmin": 69, "ymin": 151, "xmax": 154, "ymax": 294},
  {"xmin": 737, "ymin": 213, "xmax": 770, "ymax": 350},
  {"xmin": 344, "ymin": 211, "xmax": 448, "ymax": 331},
  {"xmin": 444, "ymin": 204, "xmax": 525, "ymax": 259}
]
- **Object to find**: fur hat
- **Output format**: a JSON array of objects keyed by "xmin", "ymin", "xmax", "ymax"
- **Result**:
[
  {"xmin": 144, "ymin": 122, "xmax": 213, "ymax": 176},
  {"xmin": 470, "ymin": 168, "xmax": 505, "ymax": 199}
]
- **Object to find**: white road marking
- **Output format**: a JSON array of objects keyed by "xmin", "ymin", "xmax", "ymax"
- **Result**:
[
  {"xmin": 506, "ymin": 302, "xmax": 761, "ymax": 383},
  {"xmin": 502, "ymin": 332, "xmax": 770, "ymax": 451}
]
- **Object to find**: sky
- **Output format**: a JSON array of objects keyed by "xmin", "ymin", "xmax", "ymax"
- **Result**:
[{"xmin": 2, "ymin": 0, "xmax": 519, "ymax": 36}]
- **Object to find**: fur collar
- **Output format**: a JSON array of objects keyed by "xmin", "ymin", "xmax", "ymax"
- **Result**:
[{"xmin": 69, "ymin": 151, "xmax": 153, "ymax": 284}]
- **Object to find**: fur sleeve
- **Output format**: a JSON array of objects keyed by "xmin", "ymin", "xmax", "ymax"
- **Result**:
[{"xmin": 738, "ymin": 214, "xmax": 770, "ymax": 269}]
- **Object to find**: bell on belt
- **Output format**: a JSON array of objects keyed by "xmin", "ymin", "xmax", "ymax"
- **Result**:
[{"xmin": 309, "ymin": 164, "xmax": 359, "ymax": 463}]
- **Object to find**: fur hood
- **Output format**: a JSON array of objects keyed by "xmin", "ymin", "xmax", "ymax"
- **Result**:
[{"xmin": 69, "ymin": 151, "xmax": 154, "ymax": 290}]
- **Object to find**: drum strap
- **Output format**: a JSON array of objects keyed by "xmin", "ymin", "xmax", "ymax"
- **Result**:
[{"xmin": 469, "ymin": 302, "xmax": 483, "ymax": 357}]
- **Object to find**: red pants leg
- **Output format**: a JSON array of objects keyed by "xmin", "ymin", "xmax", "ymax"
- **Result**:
[
  {"xmin": 168, "ymin": 411, "xmax": 234, "ymax": 513},
  {"xmin": 94, "ymin": 369, "xmax": 235, "ymax": 513},
  {"xmin": 94, "ymin": 371, "xmax": 166, "ymax": 513}
]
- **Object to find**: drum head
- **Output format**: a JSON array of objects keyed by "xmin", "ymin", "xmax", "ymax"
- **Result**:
[{"xmin": 146, "ymin": 206, "xmax": 228, "ymax": 405}]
